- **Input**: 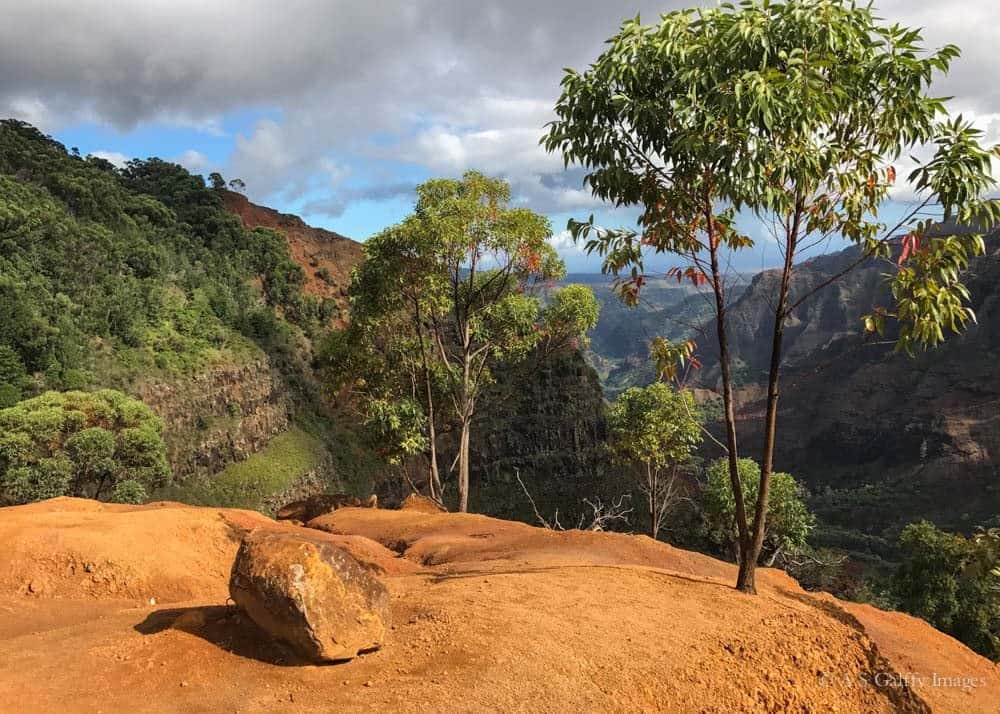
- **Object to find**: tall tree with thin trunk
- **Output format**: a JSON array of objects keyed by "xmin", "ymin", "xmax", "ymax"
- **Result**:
[
  {"xmin": 608, "ymin": 382, "xmax": 702, "ymax": 539},
  {"xmin": 416, "ymin": 172, "xmax": 568, "ymax": 512},
  {"xmin": 330, "ymin": 172, "xmax": 598, "ymax": 511},
  {"xmin": 544, "ymin": 0, "xmax": 999, "ymax": 592},
  {"xmin": 320, "ymin": 224, "xmax": 447, "ymax": 499}
]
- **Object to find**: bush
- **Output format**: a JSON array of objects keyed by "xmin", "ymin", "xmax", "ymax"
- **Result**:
[
  {"xmin": 0, "ymin": 389, "xmax": 171, "ymax": 504},
  {"xmin": 891, "ymin": 521, "xmax": 999, "ymax": 660},
  {"xmin": 699, "ymin": 458, "xmax": 815, "ymax": 564},
  {"xmin": 110, "ymin": 479, "xmax": 147, "ymax": 504},
  {"xmin": 0, "ymin": 383, "xmax": 20, "ymax": 409}
]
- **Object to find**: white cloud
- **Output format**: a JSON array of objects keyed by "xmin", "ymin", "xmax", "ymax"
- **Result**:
[
  {"xmin": 549, "ymin": 229, "xmax": 584, "ymax": 253},
  {"xmin": 1, "ymin": 0, "xmax": 997, "ymax": 221},
  {"xmin": 174, "ymin": 149, "xmax": 211, "ymax": 174},
  {"xmin": 89, "ymin": 150, "xmax": 129, "ymax": 168}
]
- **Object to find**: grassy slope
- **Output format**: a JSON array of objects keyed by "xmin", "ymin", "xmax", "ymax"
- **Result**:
[{"xmin": 158, "ymin": 427, "xmax": 326, "ymax": 511}]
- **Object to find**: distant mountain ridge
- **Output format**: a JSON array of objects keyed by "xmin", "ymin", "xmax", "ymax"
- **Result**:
[{"xmin": 692, "ymin": 227, "xmax": 1000, "ymax": 551}]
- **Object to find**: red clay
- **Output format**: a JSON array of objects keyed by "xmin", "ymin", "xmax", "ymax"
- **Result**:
[{"xmin": 0, "ymin": 498, "xmax": 995, "ymax": 712}]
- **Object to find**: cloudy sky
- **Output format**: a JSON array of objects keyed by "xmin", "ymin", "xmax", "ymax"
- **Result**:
[{"xmin": 2, "ymin": 1, "xmax": 998, "ymax": 271}]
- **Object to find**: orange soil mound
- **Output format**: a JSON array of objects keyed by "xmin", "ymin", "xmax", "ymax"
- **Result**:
[
  {"xmin": 0, "ymin": 498, "xmax": 272, "ymax": 602},
  {"xmin": 0, "ymin": 498, "xmax": 996, "ymax": 713}
]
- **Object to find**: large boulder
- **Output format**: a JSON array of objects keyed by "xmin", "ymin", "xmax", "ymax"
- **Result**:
[
  {"xmin": 276, "ymin": 493, "xmax": 377, "ymax": 522},
  {"xmin": 229, "ymin": 529, "xmax": 390, "ymax": 662}
]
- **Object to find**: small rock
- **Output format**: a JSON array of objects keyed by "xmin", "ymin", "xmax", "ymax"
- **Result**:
[
  {"xmin": 399, "ymin": 493, "xmax": 446, "ymax": 513},
  {"xmin": 229, "ymin": 529, "xmax": 391, "ymax": 663}
]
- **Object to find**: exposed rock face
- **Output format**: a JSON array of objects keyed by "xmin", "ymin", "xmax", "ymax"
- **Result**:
[
  {"xmin": 468, "ymin": 350, "xmax": 626, "ymax": 522},
  {"xmin": 134, "ymin": 357, "xmax": 290, "ymax": 480},
  {"xmin": 229, "ymin": 529, "xmax": 390, "ymax": 662},
  {"xmin": 276, "ymin": 493, "xmax": 377, "ymax": 522}
]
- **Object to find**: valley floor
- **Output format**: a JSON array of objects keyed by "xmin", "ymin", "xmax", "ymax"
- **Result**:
[{"xmin": 0, "ymin": 499, "xmax": 995, "ymax": 713}]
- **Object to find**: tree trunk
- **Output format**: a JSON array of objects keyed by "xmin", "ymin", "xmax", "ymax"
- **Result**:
[
  {"xmin": 707, "ymin": 231, "xmax": 752, "ymax": 591},
  {"xmin": 647, "ymin": 462, "xmax": 658, "ymax": 539},
  {"xmin": 458, "ymin": 418, "xmax": 470, "ymax": 513},
  {"xmin": 456, "ymin": 337, "xmax": 474, "ymax": 512},
  {"xmin": 425, "ymin": 368, "xmax": 442, "ymax": 502},
  {"xmin": 414, "ymin": 303, "xmax": 443, "ymax": 502},
  {"xmin": 741, "ymin": 204, "xmax": 801, "ymax": 594}
]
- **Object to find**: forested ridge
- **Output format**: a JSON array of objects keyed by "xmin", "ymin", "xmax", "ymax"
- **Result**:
[{"xmin": 0, "ymin": 118, "xmax": 333, "ymax": 403}]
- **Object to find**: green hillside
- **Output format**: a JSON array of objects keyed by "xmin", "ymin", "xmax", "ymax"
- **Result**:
[{"xmin": 0, "ymin": 119, "xmax": 335, "ymax": 401}]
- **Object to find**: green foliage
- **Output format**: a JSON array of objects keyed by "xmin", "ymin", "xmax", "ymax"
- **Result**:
[
  {"xmin": 540, "ymin": 284, "xmax": 601, "ymax": 351},
  {"xmin": 110, "ymin": 479, "xmax": 147, "ymax": 504},
  {"xmin": 700, "ymin": 458, "xmax": 815, "ymax": 561},
  {"xmin": 323, "ymin": 171, "xmax": 599, "ymax": 509},
  {"xmin": 544, "ymin": 1, "xmax": 998, "ymax": 351},
  {"xmin": 0, "ymin": 344, "xmax": 25, "ymax": 407},
  {"xmin": 0, "ymin": 389, "xmax": 170, "ymax": 504},
  {"xmin": 162, "ymin": 427, "xmax": 326, "ymax": 511},
  {"xmin": 608, "ymin": 383, "xmax": 700, "ymax": 472},
  {"xmin": 891, "ymin": 521, "xmax": 999, "ymax": 660},
  {"xmin": 0, "ymin": 119, "xmax": 318, "ymax": 391},
  {"xmin": 608, "ymin": 382, "xmax": 702, "ymax": 538},
  {"xmin": 362, "ymin": 398, "xmax": 429, "ymax": 465}
]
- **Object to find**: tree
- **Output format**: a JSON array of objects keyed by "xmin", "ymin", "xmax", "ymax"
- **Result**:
[
  {"xmin": 607, "ymin": 382, "xmax": 701, "ymax": 539},
  {"xmin": 414, "ymin": 171, "xmax": 570, "ymax": 512},
  {"xmin": 892, "ymin": 521, "xmax": 999, "ymax": 661},
  {"xmin": 544, "ymin": 0, "xmax": 999, "ymax": 592},
  {"xmin": 325, "ymin": 172, "xmax": 599, "ymax": 511},
  {"xmin": 321, "ymin": 220, "xmax": 450, "ymax": 500},
  {"xmin": 207, "ymin": 172, "xmax": 226, "ymax": 190},
  {"xmin": 700, "ymin": 458, "xmax": 815, "ymax": 566},
  {"xmin": 0, "ymin": 345, "xmax": 26, "ymax": 407},
  {"xmin": 0, "ymin": 389, "xmax": 170, "ymax": 504}
]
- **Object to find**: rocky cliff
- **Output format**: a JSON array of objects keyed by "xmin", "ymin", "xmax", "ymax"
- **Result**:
[
  {"xmin": 470, "ymin": 350, "xmax": 622, "ymax": 522},
  {"xmin": 221, "ymin": 190, "xmax": 363, "ymax": 325},
  {"xmin": 134, "ymin": 356, "xmax": 291, "ymax": 480}
]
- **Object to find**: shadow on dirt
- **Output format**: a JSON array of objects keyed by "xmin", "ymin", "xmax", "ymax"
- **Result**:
[{"xmin": 134, "ymin": 605, "xmax": 317, "ymax": 667}]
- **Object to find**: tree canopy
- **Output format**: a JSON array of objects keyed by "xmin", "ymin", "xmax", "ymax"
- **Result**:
[
  {"xmin": 0, "ymin": 389, "xmax": 170, "ymax": 505},
  {"xmin": 324, "ymin": 171, "xmax": 600, "ymax": 511},
  {"xmin": 892, "ymin": 521, "xmax": 999, "ymax": 661},
  {"xmin": 700, "ymin": 458, "xmax": 815, "ymax": 564},
  {"xmin": 608, "ymin": 382, "xmax": 702, "ymax": 538},
  {"xmin": 0, "ymin": 119, "xmax": 331, "ymax": 397},
  {"xmin": 543, "ymin": 0, "xmax": 999, "ymax": 593}
]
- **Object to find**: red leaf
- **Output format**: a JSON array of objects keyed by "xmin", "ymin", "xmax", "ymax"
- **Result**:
[{"xmin": 898, "ymin": 232, "xmax": 920, "ymax": 265}]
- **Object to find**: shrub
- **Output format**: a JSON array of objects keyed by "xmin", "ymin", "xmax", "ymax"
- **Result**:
[
  {"xmin": 699, "ymin": 458, "xmax": 815, "ymax": 564},
  {"xmin": 891, "ymin": 521, "xmax": 999, "ymax": 660},
  {"xmin": 0, "ymin": 389, "xmax": 171, "ymax": 504},
  {"xmin": 110, "ymin": 479, "xmax": 148, "ymax": 504}
]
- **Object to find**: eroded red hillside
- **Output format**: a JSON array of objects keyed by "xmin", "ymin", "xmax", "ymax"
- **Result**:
[
  {"xmin": 221, "ymin": 190, "xmax": 364, "ymax": 324},
  {"xmin": 0, "ymin": 498, "xmax": 995, "ymax": 713}
]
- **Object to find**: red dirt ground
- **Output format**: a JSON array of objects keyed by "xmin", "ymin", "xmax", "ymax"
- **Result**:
[{"xmin": 0, "ymin": 498, "xmax": 995, "ymax": 713}]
